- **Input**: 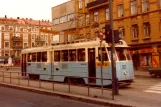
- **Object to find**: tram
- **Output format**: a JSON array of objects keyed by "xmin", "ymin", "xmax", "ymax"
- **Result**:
[{"xmin": 21, "ymin": 39, "xmax": 134, "ymax": 86}]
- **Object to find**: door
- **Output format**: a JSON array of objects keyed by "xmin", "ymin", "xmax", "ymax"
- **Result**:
[
  {"xmin": 22, "ymin": 54, "xmax": 27, "ymax": 76},
  {"xmin": 88, "ymin": 48, "xmax": 96, "ymax": 83}
]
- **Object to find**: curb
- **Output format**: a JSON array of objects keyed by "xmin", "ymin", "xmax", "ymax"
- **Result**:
[
  {"xmin": 135, "ymin": 74, "xmax": 150, "ymax": 78},
  {"xmin": 0, "ymin": 82, "xmax": 133, "ymax": 107}
]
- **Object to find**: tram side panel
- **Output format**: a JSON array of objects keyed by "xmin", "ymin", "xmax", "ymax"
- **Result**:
[
  {"xmin": 53, "ymin": 62, "xmax": 88, "ymax": 83},
  {"xmin": 96, "ymin": 61, "xmax": 112, "ymax": 85}
]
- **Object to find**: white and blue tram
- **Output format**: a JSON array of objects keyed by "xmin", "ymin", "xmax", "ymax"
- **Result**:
[{"xmin": 21, "ymin": 39, "xmax": 134, "ymax": 86}]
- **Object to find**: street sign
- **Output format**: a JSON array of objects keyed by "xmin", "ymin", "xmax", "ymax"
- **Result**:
[{"xmin": 99, "ymin": 30, "xmax": 103, "ymax": 40}]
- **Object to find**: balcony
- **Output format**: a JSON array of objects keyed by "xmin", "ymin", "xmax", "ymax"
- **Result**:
[
  {"xmin": 12, "ymin": 36, "xmax": 22, "ymax": 42},
  {"xmin": 87, "ymin": 0, "xmax": 109, "ymax": 10},
  {"xmin": 12, "ymin": 45, "xmax": 23, "ymax": 50},
  {"xmin": 35, "ymin": 37, "xmax": 46, "ymax": 42}
]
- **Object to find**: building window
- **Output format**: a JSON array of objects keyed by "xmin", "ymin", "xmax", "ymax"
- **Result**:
[
  {"xmin": 32, "ymin": 34, "xmax": 35, "ymax": 40},
  {"xmin": 4, "ymin": 41, "xmax": 9, "ymax": 48},
  {"xmin": 67, "ymin": 13, "xmax": 75, "ymax": 21},
  {"xmin": 78, "ymin": 0, "xmax": 82, "ymax": 9},
  {"xmin": 106, "ymin": 8, "xmax": 110, "ymax": 20},
  {"xmin": 60, "ymin": 16, "xmax": 67, "ymax": 23},
  {"xmin": 131, "ymin": 0, "xmax": 137, "ymax": 15},
  {"xmin": 142, "ymin": 0, "xmax": 149, "ymax": 12},
  {"xmin": 86, "ymin": 14, "xmax": 90, "ymax": 25},
  {"xmin": 5, "ymin": 50, "xmax": 9, "ymax": 56},
  {"xmin": 143, "ymin": 22, "xmax": 150, "ymax": 37},
  {"xmin": 94, "ymin": 12, "xmax": 98, "ymax": 22},
  {"xmin": 15, "ymin": 26, "xmax": 20, "ymax": 32},
  {"xmin": 23, "ymin": 34, "xmax": 28, "ymax": 42},
  {"xmin": 15, "ymin": 33, "xmax": 20, "ymax": 37},
  {"xmin": 23, "ymin": 43, "xmax": 28, "ymax": 48},
  {"xmin": 119, "ymin": 27, "xmax": 125, "ymax": 38},
  {"xmin": 95, "ymin": 31, "xmax": 99, "ymax": 38},
  {"xmin": 4, "ymin": 33, "xmax": 9, "ymax": 40},
  {"xmin": 10, "ymin": 26, "xmax": 13, "ymax": 31},
  {"xmin": 53, "ymin": 18, "xmax": 59, "ymax": 25},
  {"xmin": 78, "ymin": 16, "xmax": 83, "ymax": 27},
  {"xmin": 118, "ymin": 4, "xmax": 124, "ymax": 17},
  {"xmin": 32, "ymin": 42, "xmax": 35, "ymax": 47},
  {"xmin": 131, "ymin": 24, "xmax": 139, "ymax": 39},
  {"xmin": 5, "ymin": 25, "xmax": 9, "ymax": 31},
  {"xmin": 85, "ymin": 0, "xmax": 89, "ymax": 7}
]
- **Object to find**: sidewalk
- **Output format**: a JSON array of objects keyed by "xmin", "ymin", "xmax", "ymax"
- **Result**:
[
  {"xmin": 0, "ymin": 71, "xmax": 160, "ymax": 107},
  {"xmin": 134, "ymin": 70, "xmax": 150, "ymax": 78}
]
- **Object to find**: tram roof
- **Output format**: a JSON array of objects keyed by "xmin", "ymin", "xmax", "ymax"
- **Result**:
[
  {"xmin": 21, "ymin": 39, "xmax": 129, "ymax": 53},
  {"xmin": 21, "ymin": 46, "xmax": 52, "ymax": 53}
]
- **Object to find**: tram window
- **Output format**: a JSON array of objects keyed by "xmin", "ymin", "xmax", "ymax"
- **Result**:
[
  {"xmin": 108, "ymin": 48, "xmax": 117, "ymax": 61},
  {"xmin": 98, "ymin": 47, "xmax": 109, "ymax": 61},
  {"xmin": 42, "ymin": 52, "xmax": 47, "ymax": 62},
  {"xmin": 61, "ymin": 50, "xmax": 68, "ymax": 61},
  {"xmin": 32, "ymin": 53, "xmax": 36, "ymax": 62},
  {"xmin": 28, "ymin": 53, "xmax": 32, "ymax": 62},
  {"xmin": 54, "ymin": 51, "xmax": 60, "ymax": 62},
  {"xmin": 37, "ymin": 52, "xmax": 42, "ymax": 62},
  {"xmin": 116, "ymin": 48, "xmax": 126, "ymax": 61},
  {"xmin": 69, "ymin": 50, "xmax": 76, "ymax": 61},
  {"xmin": 125, "ymin": 49, "xmax": 131, "ymax": 60},
  {"xmin": 77, "ymin": 49, "xmax": 85, "ymax": 61}
]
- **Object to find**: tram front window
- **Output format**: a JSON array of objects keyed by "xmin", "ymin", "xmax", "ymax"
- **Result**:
[{"xmin": 116, "ymin": 48, "xmax": 131, "ymax": 61}]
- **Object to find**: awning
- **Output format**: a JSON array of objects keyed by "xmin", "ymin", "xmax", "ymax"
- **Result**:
[{"xmin": 0, "ymin": 56, "xmax": 9, "ymax": 62}]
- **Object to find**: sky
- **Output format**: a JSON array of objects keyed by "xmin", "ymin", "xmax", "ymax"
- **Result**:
[{"xmin": 0, "ymin": 0, "xmax": 70, "ymax": 21}]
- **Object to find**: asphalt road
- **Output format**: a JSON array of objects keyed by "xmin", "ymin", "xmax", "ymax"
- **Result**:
[{"xmin": 0, "ymin": 86, "xmax": 107, "ymax": 107}]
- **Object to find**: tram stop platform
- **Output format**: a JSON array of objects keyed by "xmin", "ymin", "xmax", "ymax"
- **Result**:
[{"xmin": 0, "ymin": 70, "xmax": 160, "ymax": 107}]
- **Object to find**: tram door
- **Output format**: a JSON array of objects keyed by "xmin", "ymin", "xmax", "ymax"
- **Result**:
[
  {"xmin": 21, "ymin": 54, "xmax": 26, "ymax": 76},
  {"xmin": 88, "ymin": 48, "xmax": 96, "ymax": 83}
]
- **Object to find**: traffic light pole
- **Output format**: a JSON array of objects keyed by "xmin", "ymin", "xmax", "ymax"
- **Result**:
[{"xmin": 109, "ymin": 0, "xmax": 119, "ymax": 96}]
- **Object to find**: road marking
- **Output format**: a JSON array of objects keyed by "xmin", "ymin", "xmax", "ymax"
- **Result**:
[{"xmin": 144, "ymin": 83, "xmax": 161, "ymax": 94}]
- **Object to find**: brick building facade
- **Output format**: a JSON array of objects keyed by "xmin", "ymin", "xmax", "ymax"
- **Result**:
[{"xmin": 0, "ymin": 16, "xmax": 53, "ymax": 66}]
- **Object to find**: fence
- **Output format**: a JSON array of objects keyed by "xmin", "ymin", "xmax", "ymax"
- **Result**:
[{"xmin": 0, "ymin": 71, "xmax": 114, "ymax": 100}]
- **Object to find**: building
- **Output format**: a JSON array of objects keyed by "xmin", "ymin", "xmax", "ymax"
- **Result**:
[
  {"xmin": 73, "ymin": 0, "xmax": 161, "ymax": 71},
  {"xmin": 52, "ymin": 0, "xmax": 76, "ymax": 42},
  {"xmin": 0, "ymin": 16, "xmax": 53, "ymax": 66}
]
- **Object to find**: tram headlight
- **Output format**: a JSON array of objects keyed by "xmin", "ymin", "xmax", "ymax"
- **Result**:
[{"xmin": 124, "ymin": 71, "xmax": 127, "ymax": 75}]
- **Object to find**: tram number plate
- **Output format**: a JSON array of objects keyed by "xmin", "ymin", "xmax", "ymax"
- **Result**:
[{"xmin": 122, "ymin": 65, "xmax": 126, "ymax": 69}]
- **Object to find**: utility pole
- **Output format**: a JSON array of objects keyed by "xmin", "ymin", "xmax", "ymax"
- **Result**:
[{"xmin": 109, "ymin": 0, "xmax": 119, "ymax": 95}]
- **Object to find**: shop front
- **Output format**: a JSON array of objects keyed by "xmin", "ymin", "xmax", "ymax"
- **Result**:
[
  {"xmin": 130, "ymin": 42, "xmax": 161, "ymax": 71},
  {"xmin": 0, "ymin": 56, "xmax": 9, "ymax": 67}
]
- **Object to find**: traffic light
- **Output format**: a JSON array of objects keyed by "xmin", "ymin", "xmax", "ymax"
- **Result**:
[
  {"xmin": 104, "ymin": 24, "xmax": 120, "ymax": 43},
  {"xmin": 114, "ymin": 30, "xmax": 120, "ymax": 43},
  {"xmin": 105, "ymin": 24, "xmax": 112, "ymax": 43}
]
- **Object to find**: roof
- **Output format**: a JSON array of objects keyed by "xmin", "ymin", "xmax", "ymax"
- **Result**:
[{"xmin": 0, "ymin": 17, "xmax": 52, "ymax": 27}]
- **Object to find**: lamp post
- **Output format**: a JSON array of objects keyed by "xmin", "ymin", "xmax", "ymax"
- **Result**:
[{"xmin": 109, "ymin": 0, "xmax": 119, "ymax": 95}]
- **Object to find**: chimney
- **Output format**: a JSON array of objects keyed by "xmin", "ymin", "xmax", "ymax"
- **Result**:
[
  {"xmin": 5, "ymin": 15, "xmax": 7, "ymax": 18},
  {"xmin": 17, "ymin": 17, "xmax": 20, "ymax": 19},
  {"xmin": 26, "ymin": 18, "xmax": 28, "ymax": 20}
]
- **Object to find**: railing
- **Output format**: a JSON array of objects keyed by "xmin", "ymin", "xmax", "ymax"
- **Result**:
[
  {"xmin": 87, "ymin": 0, "xmax": 108, "ymax": 9},
  {"xmin": 0, "ymin": 71, "xmax": 114, "ymax": 100}
]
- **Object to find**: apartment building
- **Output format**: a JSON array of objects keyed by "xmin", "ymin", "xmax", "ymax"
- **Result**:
[
  {"xmin": 0, "ymin": 16, "xmax": 52, "ymax": 60},
  {"xmin": 51, "ymin": 0, "xmax": 76, "ymax": 42},
  {"xmin": 72, "ymin": 0, "xmax": 161, "ymax": 70}
]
